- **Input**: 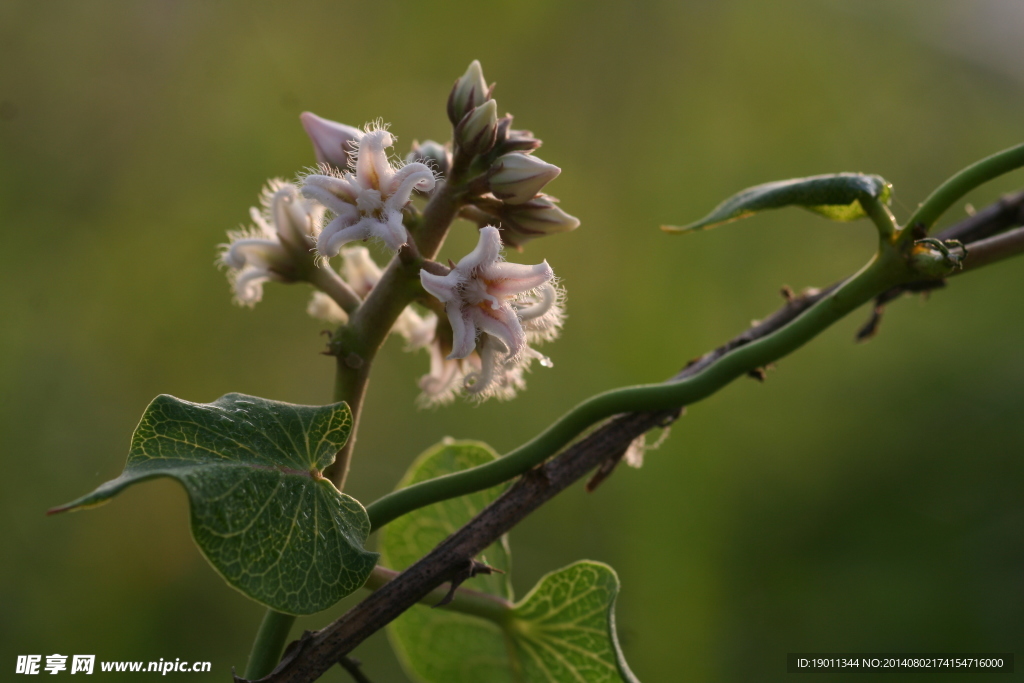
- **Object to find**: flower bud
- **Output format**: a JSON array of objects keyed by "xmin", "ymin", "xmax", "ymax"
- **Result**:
[
  {"xmin": 494, "ymin": 115, "xmax": 542, "ymax": 155},
  {"xmin": 489, "ymin": 153, "xmax": 561, "ymax": 204},
  {"xmin": 455, "ymin": 99, "xmax": 498, "ymax": 156},
  {"xmin": 406, "ymin": 139, "xmax": 451, "ymax": 177},
  {"xmin": 497, "ymin": 195, "xmax": 580, "ymax": 248},
  {"xmin": 447, "ymin": 60, "xmax": 490, "ymax": 126},
  {"xmin": 300, "ymin": 112, "xmax": 362, "ymax": 170}
]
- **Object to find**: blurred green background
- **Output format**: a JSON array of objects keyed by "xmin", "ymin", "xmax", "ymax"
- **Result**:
[{"xmin": 2, "ymin": 1, "xmax": 1022, "ymax": 680}]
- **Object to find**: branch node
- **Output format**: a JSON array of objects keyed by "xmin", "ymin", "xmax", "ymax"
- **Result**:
[{"xmin": 433, "ymin": 558, "xmax": 502, "ymax": 608}]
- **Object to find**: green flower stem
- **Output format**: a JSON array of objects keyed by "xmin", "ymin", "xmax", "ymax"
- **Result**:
[
  {"xmin": 325, "ymin": 180, "xmax": 464, "ymax": 487},
  {"xmin": 364, "ymin": 565, "xmax": 512, "ymax": 624},
  {"xmin": 414, "ymin": 179, "xmax": 465, "ymax": 260},
  {"xmin": 367, "ymin": 247, "xmax": 911, "ymax": 532},
  {"xmin": 859, "ymin": 194, "xmax": 898, "ymax": 240},
  {"xmin": 906, "ymin": 142, "xmax": 1024, "ymax": 234},
  {"xmin": 244, "ymin": 609, "xmax": 297, "ymax": 680},
  {"xmin": 308, "ymin": 266, "xmax": 362, "ymax": 315}
]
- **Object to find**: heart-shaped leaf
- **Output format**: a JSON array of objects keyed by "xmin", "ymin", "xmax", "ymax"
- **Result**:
[
  {"xmin": 380, "ymin": 439, "xmax": 638, "ymax": 682},
  {"xmin": 50, "ymin": 393, "xmax": 378, "ymax": 615},
  {"xmin": 662, "ymin": 172, "xmax": 892, "ymax": 233}
]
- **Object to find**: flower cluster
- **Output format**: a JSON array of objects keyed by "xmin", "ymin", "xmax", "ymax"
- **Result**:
[
  {"xmin": 219, "ymin": 61, "xmax": 574, "ymax": 408},
  {"xmin": 300, "ymin": 122, "xmax": 437, "ymax": 256},
  {"xmin": 307, "ymin": 246, "xmax": 435, "ymax": 351},
  {"xmin": 419, "ymin": 226, "xmax": 563, "ymax": 403},
  {"xmin": 219, "ymin": 180, "xmax": 324, "ymax": 305}
]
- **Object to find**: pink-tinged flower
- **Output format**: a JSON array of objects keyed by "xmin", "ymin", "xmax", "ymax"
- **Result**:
[
  {"xmin": 300, "ymin": 112, "xmax": 363, "ymax": 170},
  {"xmin": 219, "ymin": 180, "xmax": 323, "ymax": 306},
  {"xmin": 419, "ymin": 226, "xmax": 554, "ymax": 361},
  {"xmin": 417, "ymin": 226, "xmax": 565, "ymax": 404},
  {"xmin": 306, "ymin": 246, "xmax": 436, "ymax": 350},
  {"xmin": 301, "ymin": 123, "xmax": 437, "ymax": 255}
]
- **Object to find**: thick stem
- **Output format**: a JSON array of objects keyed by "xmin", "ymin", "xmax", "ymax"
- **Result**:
[
  {"xmin": 325, "ymin": 356, "xmax": 370, "ymax": 488},
  {"xmin": 907, "ymin": 142, "xmax": 1024, "ymax": 232},
  {"xmin": 244, "ymin": 610, "xmax": 297, "ymax": 680}
]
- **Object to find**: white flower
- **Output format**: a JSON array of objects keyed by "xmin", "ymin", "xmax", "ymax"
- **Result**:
[
  {"xmin": 417, "ymin": 226, "xmax": 564, "ymax": 404},
  {"xmin": 306, "ymin": 246, "xmax": 436, "ymax": 349},
  {"xmin": 300, "ymin": 123, "xmax": 436, "ymax": 255},
  {"xmin": 219, "ymin": 180, "xmax": 323, "ymax": 306}
]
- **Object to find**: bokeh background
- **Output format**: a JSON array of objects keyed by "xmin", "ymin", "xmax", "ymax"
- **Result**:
[{"xmin": 2, "ymin": 1, "xmax": 1023, "ymax": 680}]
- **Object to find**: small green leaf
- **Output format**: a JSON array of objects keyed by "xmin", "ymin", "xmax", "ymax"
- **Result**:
[
  {"xmin": 50, "ymin": 393, "xmax": 378, "ymax": 615},
  {"xmin": 509, "ymin": 561, "xmax": 638, "ymax": 683},
  {"xmin": 662, "ymin": 172, "xmax": 892, "ymax": 233},
  {"xmin": 380, "ymin": 440, "xmax": 637, "ymax": 682}
]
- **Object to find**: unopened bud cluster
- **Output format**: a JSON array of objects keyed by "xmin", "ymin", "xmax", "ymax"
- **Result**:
[{"xmin": 448, "ymin": 61, "xmax": 579, "ymax": 248}]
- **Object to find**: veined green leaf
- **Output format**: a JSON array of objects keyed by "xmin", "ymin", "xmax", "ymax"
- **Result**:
[
  {"xmin": 662, "ymin": 172, "xmax": 892, "ymax": 233},
  {"xmin": 50, "ymin": 393, "xmax": 377, "ymax": 615},
  {"xmin": 380, "ymin": 439, "xmax": 637, "ymax": 683},
  {"xmin": 509, "ymin": 561, "xmax": 637, "ymax": 683}
]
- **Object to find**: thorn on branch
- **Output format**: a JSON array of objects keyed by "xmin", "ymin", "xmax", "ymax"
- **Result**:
[
  {"xmin": 585, "ymin": 449, "xmax": 625, "ymax": 492},
  {"xmin": 855, "ymin": 280, "xmax": 946, "ymax": 342},
  {"xmin": 338, "ymin": 657, "xmax": 373, "ymax": 683},
  {"xmin": 586, "ymin": 409, "xmax": 684, "ymax": 492},
  {"xmin": 433, "ymin": 559, "xmax": 503, "ymax": 608},
  {"xmin": 780, "ymin": 285, "xmax": 795, "ymax": 302}
]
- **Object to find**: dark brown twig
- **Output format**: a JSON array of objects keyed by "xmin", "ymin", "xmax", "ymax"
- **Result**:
[{"xmin": 338, "ymin": 657, "xmax": 372, "ymax": 683}]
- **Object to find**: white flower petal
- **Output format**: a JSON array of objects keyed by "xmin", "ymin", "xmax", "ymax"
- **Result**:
[
  {"xmin": 222, "ymin": 238, "xmax": 287, "ymax": 270},
  {"xmin": 456, "ymin": 225, "xmax": 504, "ymax": 273},
  {"xmin": 386, "ymin": 163, "xmax": 436, "ymax": 206},
  {"xmin": 302, "ymin": 174, "xmax": 360, "ymax": 208},
  {"xmin": 469, "ymin": 302, "xmax": 525, "ymax": 359},
  {"xmin": 354, "ymin": 129, "xmax": 395, "ymax": 192},
  {"xmin": 448, "ymin": 302, "xmax": 477, "ymax": 359},
  {"xmin": 419, "ymin": 270, "xmax": 461, "ymax": 303},
  {"xmin": 233, "ymin": 268, "xmax": 276, "ymax": 305},
  {"xmin": 483, "ymin": 260, "xmax": 554, "ymax": 298},
  {"xmin": 318, "ymin": 216, "xmax": 374, "ymax": 257}
]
